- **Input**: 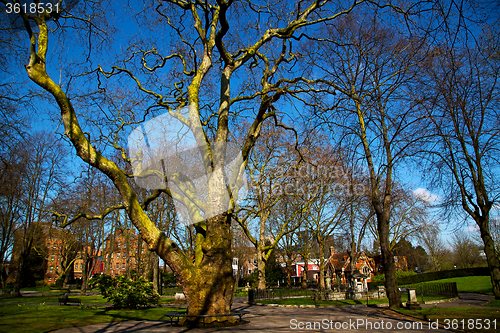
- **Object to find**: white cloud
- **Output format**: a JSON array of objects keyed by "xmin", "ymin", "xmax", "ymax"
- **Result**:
[{"xmin": 413, "ymin": 188, "xmax": 440, "ymax": 203}]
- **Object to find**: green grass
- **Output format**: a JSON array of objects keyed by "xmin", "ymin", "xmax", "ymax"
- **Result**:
[
  {"xmin": 0, "ymin": 295, "xmax": 103, "ymax": 304},
  {"xmin": 0, "ymin": 304, "xmax": 184, "ymax": 333},
  {"xmin": 405, "ymin": 276, "xmax": 493, "ymax": 295},
  {"xmin": 486, "ymin": 300, "xmax": 500, "ymax": 307},
  {"xmin": 0, "ymin": 295, "xmax": 174, "ymax": 305}
]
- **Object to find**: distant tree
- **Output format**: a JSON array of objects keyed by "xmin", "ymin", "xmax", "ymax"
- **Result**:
[
  {"xmin": 11, "ymin": 133, "xmax": 67, "ymax": 295},
  {"xmin": 393, "ymin": 238, "xmax": 429, "ymax": 272},
  {"xmin": 307, "ymin": 13, "xmax": 428, "ymax": 308},
  {"xmin": 264, "ymin": 245, "xmax": 284, "ymax": 287},
  {"xmin": 275, "ymin": 196, "xmax": 301, "ymax": 288},
  {"xmin": 415, "ymin": 5, "xmax": 500, "ymax": 297},
  {"xmin": 237, "ymin": 125, "xmax": 311, "ymax": 290},
  {"xmin": 421, "ymin": 225, "xmax": 453, "ymax": 271},
  {"xmin": 450, "ymin": 232, "xmax": 483, "ymax": 269},
  {"xmin": 0, "ymin": 149, "xmax": 24, "ymax": 288}
]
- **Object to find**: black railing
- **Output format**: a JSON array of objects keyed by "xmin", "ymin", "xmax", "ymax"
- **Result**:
[
  {"xmin": 418, "ymin": 282, "xmax": 458, "ymax": 298},
  {"xmin": 250, "ymin": 288, "xmax": 315, "ymax": 302}
]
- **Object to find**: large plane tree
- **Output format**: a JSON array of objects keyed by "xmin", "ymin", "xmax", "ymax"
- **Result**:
[{"xmin": 10, "ymin": 0, "xmax": 409, "ymax": 325}]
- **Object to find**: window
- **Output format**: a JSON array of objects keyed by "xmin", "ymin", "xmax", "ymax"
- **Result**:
[
  {"xmin": 48, "ymin": 277, "xmax": 51, "ymax": 282},
  {"xmin": 122, "ymin": 263, "xmax": 126, "ymax": 269},
  {"xmin": 49, "ymin": 266, "xmax": 54, "ymax": 273},
  {"xmin": 116, "ymin": 263, "xmax": 119, "ymax": 269},
  {"xmin": 51, "ymin": 255, "xmax": 55, "ymax": 261},
  {"xmin": 116, "ymin": 253, "xmax": 120, "ymax": 259},
  {"xmin": 81, "ymin": 263, "xmax": 84, "ymax": 270}
]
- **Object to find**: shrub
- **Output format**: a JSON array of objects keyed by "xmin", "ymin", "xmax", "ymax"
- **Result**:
[
  {"xmin": 35, "ymin": 280, "xmax": 47, "ymax": 288},
  {"xmin": 90, "ymin": 274, "xmax": 159, "ymax": 309},
  {"xmin": 240, "ymin": 271, "xmax": 259, "ymax": 288},
  {"xmin": 162, "ymin": 272, "xmax": 178, "ymax": 287},
  {"xmin": 54, "ymin": 278, "xmax": 64, "ymax": 289}
]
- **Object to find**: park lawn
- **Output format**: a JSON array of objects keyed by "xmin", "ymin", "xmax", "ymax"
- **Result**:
[
  {"xmin": 406, "ymin": 276, "xmax": 493, "ymax": 295},
  {"xmin": 0, "ymin": 295, "xmax": 109, "ymax": 305},
  {"xmin": 0, "ymin": 295, "xmax": 174, "ymax": 305},
  {"xmin": 0, "ymin": 303, "xmax": 184, "ymax": 333},
  {"xmin": 486, "ymin": 300, "xmax": 500, "ymax": 307}
]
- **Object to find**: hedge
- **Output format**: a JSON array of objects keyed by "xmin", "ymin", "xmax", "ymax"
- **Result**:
[{"xmin": 368, "ymin": 267, "xmax": 490, "ymax": 289}]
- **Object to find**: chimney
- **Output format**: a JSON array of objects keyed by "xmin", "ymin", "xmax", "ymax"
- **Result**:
[{"xmin": 329, "ymin": 246, "xmax": 335, "ymax": 257}]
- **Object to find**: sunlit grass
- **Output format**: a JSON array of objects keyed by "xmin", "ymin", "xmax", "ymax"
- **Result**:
[
  {"xmin": 0, "ymin": 294, "xmax": 174, "ymax": 305},
  {"xmin": 0, "ymin": 304, "xmax": 184, "ymax": 333},
  {"xmin": 405, "ymin": 276, "xmax": 493, "ymax": 295}
]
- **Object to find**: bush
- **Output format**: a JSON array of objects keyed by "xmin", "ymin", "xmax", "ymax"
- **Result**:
[
  {"xmin": 35, "ymin": 280, "xmax": 47, "ymax": 288},
  {"xmin": 90, "ymin": 274, "xmax": 159, "ymax": 309},
  {"xmin": 162, "ymin": 272, "xmax": 178, "ymax": 286},
  {"xmin": 240, "ymin": 271, "xmax": 258, "ymax": 288},
  {"xmin": 54, "ymin": 278, "xmax": 64, "ymax": 289},
  {"xmin": 5, "ymin": 281, "xmax": 14, "ymax": 290},
  {"xmin": 370, "ymin": 271, "xmax": 416, "ymax": 284}
]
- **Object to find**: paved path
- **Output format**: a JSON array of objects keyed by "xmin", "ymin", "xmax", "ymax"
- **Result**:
[{"xmin": 50, "ymin": 295, "xmax": 497, "ymax": 333}]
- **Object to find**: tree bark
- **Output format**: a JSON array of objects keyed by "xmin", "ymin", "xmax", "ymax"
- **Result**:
[
  {"xmin": 257, "ymin": 250, "xmax": 266, "ymax": 290},
  {"xmin": 286, "ymin": 258, "xmax": 293, "ymax": 288},
  {"xmin": 477, "ymin": 216, "xmax": 500, "ymax": 299},
  {"xmin": 178, "ymin": 213, "xmax": 235, "ymax": 327},
  {"xmin": 152, "ymin": 252, "xmax": 159, "ymax": 295},
  {"xmin": 319, "ymin": 244, "xmax": 325, "ymax": 290},
  {"xmin": 377, "ymin": 211, "xmax": 401, "ymax": 308}
]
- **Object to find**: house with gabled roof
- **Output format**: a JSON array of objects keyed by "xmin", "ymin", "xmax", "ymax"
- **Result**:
[{"xmin": 324, "ymin": 246, "xmax": 375, "ymax": 291}]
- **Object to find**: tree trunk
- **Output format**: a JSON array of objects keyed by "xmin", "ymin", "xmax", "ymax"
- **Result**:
[
  {"xmin": 136, "ymin": 234, "xmax": 143, "ymax": 277},
  {"xmin": 301, "ymin": 270, "xmax": 307, "ymax": 289},
  {"xmin": 257, "ymin": 250, "xmax": 266, "ymax": 290},
  {"xmin": 177, "ymin": 213, "xmax": 235, "ymax": 327},
  {"xmin": 319, "ymin": 245, "xmax": 325, "ymax": 290},
  {"xmin": 13, "ymin": 255, "xmax": 24, "ymax": 297},
  {"xmin": 80, "ymin": 253, "xmax": 88, "ymax": 295},
  {"xmin": 377, "ymin": 212, "xmax": 400, "ymax": 308},
  {"xmin": 286, "ymin": 258, "xmax": 292, "ymax": 288},
  {"xmin": 152, "ymin": 252, "xmax": 159, "ymax": 295},
  {"xmin": 302, "ymin": 257, "xmax": 309, "ymax": 288},
  {"xmin": 477, "ymin": 216, "xmax": 500, "ymax": 299},
  {"xmin": 234, "ymin": 265, "xmax": 240, "ymax": 289}
]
